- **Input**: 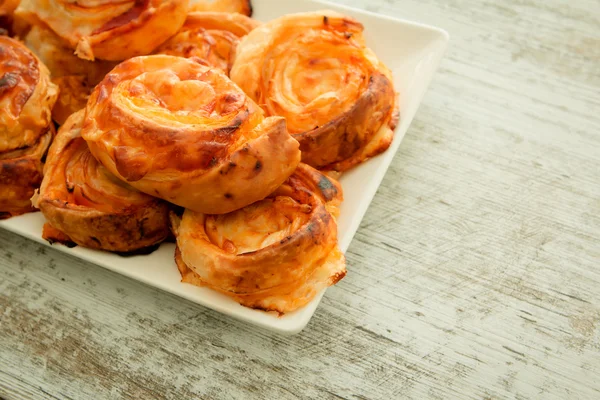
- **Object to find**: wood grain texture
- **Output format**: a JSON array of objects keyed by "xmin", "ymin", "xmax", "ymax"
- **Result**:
[{"xmin": 1, "ymin": 0, "xmax": 599, "ymax": 399}]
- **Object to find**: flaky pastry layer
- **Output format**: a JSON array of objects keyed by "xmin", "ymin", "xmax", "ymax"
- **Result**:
[
  {"xmin": 36, "ymin": 110, "xmax": 170, "ymax": 252},
  {"xmin": 0, "ymin": 127, "xmax": 53, "ymax": 219},
  {"xmin": 81, "ymin": 55, "xmax": 301, "ymax": 214},
  {"xmin": 230, "ymin": 10, "xmax": 398, "ymax": 172},
  {"xmin": 0, "ymin": 36, "xmax": 57, "ymax": 218},
  {"xmin": 0, "ymin": 36, "xmax": 57, "ymax": 153},
  {"xmin": 172, "ymin": 163, "xmax": 346, "ymax": 314}
]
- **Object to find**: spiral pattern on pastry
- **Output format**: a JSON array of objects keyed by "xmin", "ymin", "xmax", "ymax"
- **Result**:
[
  {"xmin": 81, "ymin": 55, "xmax": 301, "ymax": 214},
  {"xmin": 155, "ymin": 11, "xmax": 259, "ymax": 75},
  {"xmin": 50, "ymin": 75, "xmax": 91, "ymax": 126},
  {"xmin": 35, "ymin": 110, "xmax": 170, "ymax": 252},
  {"xmin": 188, "ymin": 0, "xmax": 251, "ymax": 16},
  {"xmin": 171, "ymin": 163, "xmax": 346, "ymax": 313},
  {"xmin": 230, "ymin": 10, "xmax": 398, "ymax": 172},
  {"xmin": 15, "ymin": 0, "xmax": 188, "ymax": 61},
  {"xmin": 0, "ymin": 36, "xmax": 57, "ymax": 218}
]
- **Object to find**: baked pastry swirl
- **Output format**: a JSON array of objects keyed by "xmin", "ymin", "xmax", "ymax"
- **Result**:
[
  {"xmin": 0, "ymin": 36, "xmax": 57, "ymax": 218},
  {"xmin": 188, "ymin": 0, "xmax": 251, "ymax": 16},
  {"xmin": 172, "ymin": 163, "xmax": 346, "ymax": 313},
  {"xmin": 81, "ymin": 55, "xmax": 301, "ymax": 214},
  {"xmin": 230, "ymin": 10, "xmax": 398, "ymax": 172},
  {"xmin": 35, "ymin": 110, "xmax": 170, "ymax": 252},
  {"xmin": 50, "ymin": 75, "xmax": 93, "ymax": 126},
  {"xmin": 156, "ymin": 11, "xmax": 259, "ymax": 75},
  {"xmin": 15, "ymin": 0, "xmax": 188, "ymax": 61},
  {"xmin": 0, "ymin": 0, "xmax": 20, "ymax": 33}
]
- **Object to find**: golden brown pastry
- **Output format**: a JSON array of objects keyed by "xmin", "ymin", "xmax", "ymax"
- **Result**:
[
  {"xmin": 50, "ymin": 75, "xmax": 91, "ymax": 126},
  {"xmin": 24, "ymin": 25, "xmax": 116, "ymax": 83},
  {"xmin": 155, "ymin": 11, "xmax": 259, "ymax": 75},
  {"xmin": 35, "ymin": 110, "xmax": 170, "ymax": 252},
  {"xmin": 24, "ymin": 25, "xmax": 117, "ymax": 125},
  {"xmin": 230, "ymin": 10, "xmax": 398, "ymax": 172},
  {"xmin": 188, "ymin": 0, "xmax": 251, "ymax": 16},
  {"xmin": 81, "ymin": 55, "xmax": 301, "ymax": 214},
  {"xmin": 0, "ymin": 127, "xmax": 53, "ymax": 219},
  {"xmin": 172, "ymin": 163, "xmax": 346, "ymax": 313},
  {"xmin": 15, "ymin": 0, "xmax": 188, "ymax": 61},
  {"xmin": 0, "ymin": 36, "xmax": 57, "ymax": 218},
  {"xmin": 0, "ymin": 0, "xmax": 20, "ymax": 16}
]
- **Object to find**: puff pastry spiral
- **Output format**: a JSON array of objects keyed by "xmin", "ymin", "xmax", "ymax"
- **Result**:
[
  {"xmin": 0, "ymin": 0, "xmax": 20, "ymax": 32},
  {"xmin": 156, "ymin": 11, "xmax": 259, "ymax": 75},
  {"xmin": 35, "ymin": 110, "xmax": 170, "ymax": 252},
  {"xmin": 230, "ymin": 11, "xmax": 398, "ymax": 172},
  {"xmin": 172, "ymin": 163, "xmax": 346, "ymax": 313},
  {"xmin": 81, "ymin": 55, "xmax": 301, "ymax": 214},
  {"xmin": 15, "ymin": 0, "xmax": 188, "ymax": 61},
  {"xmin": 0, "ymin": 36, "xmax": 57, "ymax": 218}
]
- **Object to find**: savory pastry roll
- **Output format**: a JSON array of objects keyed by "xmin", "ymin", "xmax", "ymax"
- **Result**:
[
  {"xmin": 35, "ymin": 110, "xmax": 170, "ymax": 252},
  {"xmin": 230, "ymin": 11, "xmax": 399, "ymax": 172},
  {"xmin": 188, "ymin": 0, "xmax": 251, "ymax": 16},
  {"xmin": 171, "ymin": 163, "xmax": 346, "ymax": 313},
  {"xmin": 81, "ymin": 55, "xmax": 301, "ymax": 214},
  {"xmin": 155, "ymin": 11, "xmax": 259, "ymax": 75},
  {"xmin": 0, "ymin": 36, "xmax": 57, "ymax": 218},
  {"xmin": 24, "ymin": 25, "xmax": 117, "ymax": 125},
  {"xmin": 15, "ymin": 0, "xmax": 188, "ymax": 61}
]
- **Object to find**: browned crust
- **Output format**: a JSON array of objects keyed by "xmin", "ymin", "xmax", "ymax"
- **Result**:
[
  {"xmin": 230, "ymin": 11, "xmax": 397, "ymax": 172},
  {"xmin": 24, "ymin": 25, "xmax": 117, "ymax": 84},
  {"xmin": 0, "ymin": 0, "xmax": 20, "ymax": 19},
  {"xmin": 82, "ymin": 55, "xmax": 300, "ymax": 214},
  {"xmin": 77, "ymin": 0, "xmax": 189, "ymax": 61},
  {"xmin": 41, "ymin": 199, "xmax": 171, "ymax": 251},
  {"xmin": 172, "ymin": 163, "xmax": 346, "ymax": 313},
  {"xmin": 37, "ymin": 111, "xmax": 170, "ymax": 252},
  {"xmin": 293, "ymin": 72, "xmax": 396, "ymax": 171},
  {"xmin": 0, "ymin": 35, "xmax": 39, "ymax": 126},
  {"xmin": 16, "ymin": 0, "xmax": 188, "ymax": 61},
  {"xmin": 0, "ymin": 35, "xmax": 58, "ymax": 160}
]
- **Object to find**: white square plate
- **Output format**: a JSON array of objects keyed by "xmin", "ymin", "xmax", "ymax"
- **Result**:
[{"xmin": 0, "ymin": 0, "xmax": 448, "ymax": 334}]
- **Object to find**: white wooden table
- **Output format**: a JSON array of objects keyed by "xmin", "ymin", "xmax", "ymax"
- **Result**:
[{"xmin": 2, "ymin": 0, "xmax": 599, "ymax": 399}]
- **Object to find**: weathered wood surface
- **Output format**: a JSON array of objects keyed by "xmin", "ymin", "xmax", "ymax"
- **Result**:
[{"xmin": 2, "ymin": 0, "xmax": 599, "ymax": 399}]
